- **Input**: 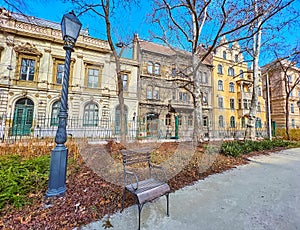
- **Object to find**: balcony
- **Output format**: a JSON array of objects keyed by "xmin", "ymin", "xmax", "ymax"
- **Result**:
[
  {"xmin": 237, "ymin": 91, "xmax": 252, "ymax": 100},
  {"xmin": 238, "ymin": 108, "xmax": 250, "ymax": 118}
]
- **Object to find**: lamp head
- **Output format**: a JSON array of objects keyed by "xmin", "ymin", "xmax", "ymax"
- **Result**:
[{"xmin": 61, "ymin": 11, "xmax": 82, "ymax": 49}]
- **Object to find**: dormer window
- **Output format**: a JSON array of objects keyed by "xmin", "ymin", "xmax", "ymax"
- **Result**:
[{"xmin": 223, "ymin": 51, "xmax": 227, "ymax": 59}]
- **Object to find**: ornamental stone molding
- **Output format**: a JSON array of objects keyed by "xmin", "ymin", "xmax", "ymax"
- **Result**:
[{"xmin": 14, "ymin": 42, "xmax": 42, "ymax": 57}]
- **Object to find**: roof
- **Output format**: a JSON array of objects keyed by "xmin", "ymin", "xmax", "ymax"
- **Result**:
[
  {"xmin": 138, "ymin": 38, "xmax": 212, "ymax": 65},
  {"xmin": 1, "ymin": 8, "xmax": 89, "ymax": 36}
]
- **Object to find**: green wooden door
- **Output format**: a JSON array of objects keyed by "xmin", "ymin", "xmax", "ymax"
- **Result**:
[{"xmin": 12, "ymin": 98, "xmax": 34, "ymax": 136}]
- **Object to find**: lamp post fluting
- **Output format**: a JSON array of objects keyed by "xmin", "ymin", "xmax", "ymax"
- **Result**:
[{"xmin": 46, "ymin": 11, "xmax": 82, "ymax": 197}]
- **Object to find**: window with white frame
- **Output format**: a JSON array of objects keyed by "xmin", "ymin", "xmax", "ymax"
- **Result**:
[
  {"xmin": 217, "ymin": 64, "xmax": 223, "ymax": 74},
  {"xmin": 55, "ymin": 63, "xmax": 64, "ymax": 84},
  {"xmin": 239, "ymin": 70, "xmax": 244, "ymax": 78},
  {"xmin": 219, "ymin": 115, "xmax": 224, "ymax": 128},
  {"xmin": 202, "ymin": 72, "xmax": 208, "ymax": 83},
  {"xmin": 218, "ymin": 97, "xmax": 224, "ymax": 108},
  {"xmin": 83, "ymin": 103, "xmax": 99, "ymax": 126},
  {"xmin": 20, "ymin": 58, "xmax": 36, "ymax": 81},
  {"xmin": 121, "ymin": 73, "xmax": 128, "ymax": 91},
  {"xmin": 146, "ymin": 86, "xmax": 153, "ymax": 99},
  {"xmin": 50, "ymin": 101, "xmax": 61, "ymax": 126},
  {"xmin": 230, "ymin": 116, "xmax": 235, "ymax": 128},
  {"xmin": 218, "ymin": 80, "xmax": 223, "ymax": 91},
  {"xmin": 87, "ymin": 68, "xmax": 99, "ymax": 88},
  {"xmin": 229, "ymin": 82, "xmax": 235, "ymax": 92},
  {"xmin": 147, "ymin": 61, "xmax": 153, "ymax": 74},
  {"xmin": 230, "ymin": 98, "xmax": 235, "ymax": 110},
  {"xmin": 153, "ymin": 87, "xmax": 159, "ymax": 100},
  {"xmin": 154, "ymin": 63, "xmax": 160, "ymax": 75},
  {"xmin": 228, "ymin": 67, "xmax": 234, "ymax": 76}
]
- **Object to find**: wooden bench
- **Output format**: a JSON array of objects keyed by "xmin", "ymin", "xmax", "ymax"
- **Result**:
[{"xmin": 121, "ymin": 148, "xmax": 170, "ymax": 230}]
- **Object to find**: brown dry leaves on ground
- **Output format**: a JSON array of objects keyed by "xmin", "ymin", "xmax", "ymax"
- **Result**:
[{"xmin": 0, "ymin": 141, "xmax": 284, "ymax": 230}]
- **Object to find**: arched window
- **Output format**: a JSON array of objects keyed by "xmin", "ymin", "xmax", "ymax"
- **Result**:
[
  {"xmin": 147, "ymin": 61, "xmax": 153, "ymax": 74},
  {"xmin": 218, "ymin": 80, "xmax": 223, "ymax": 91},
  {"xmin": 228, "ymin": 67, "xmax": 234, "ymax": 76},
  {"xmin": 223, "ymin": 51, "xmax": 227, "ymax": 59},
  {"xmin": 83, "ymin": 103, "xmax": 98, "ymax": 126},
  {"xmin": 154, "ymin": 63, "xmax": 160, "ymax": 75},
  {"xmin": 51, "ymin": 101, "xmax": 61, "ymax": 126},
  {"xmin": 230, "ymin": 116, "xmax": 235, "ymax": 128},
  {"xmin": 218, "ymin": 115, "xmax": 224, "ymax": 128},
  {"xmin": 229, "ymin": 82, "xmax": 235, "ymax": 92},
  {"xmin": 217, "ymin": 64, "xmax": 223, "ymax": 74},
  {"xmin": 239, "ymin": 70, "xmax": 244, "ymax": 78}
]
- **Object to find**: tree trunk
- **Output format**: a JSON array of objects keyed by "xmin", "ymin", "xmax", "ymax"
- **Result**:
[
  {"xmin": 245, "ymin": 0, "xmax": 262, "ymax": 140},
  {"xmin": 192, "ymin": 54, "xmax": 203, "ymax": 142},
  {"xmin": 285, "ymin": 95, "xmax": 290, "ymax": 140}
]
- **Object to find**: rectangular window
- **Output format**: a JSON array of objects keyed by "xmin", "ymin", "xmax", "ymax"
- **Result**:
[
  {"xmin": 56, "ymin": 64, "xmax": 64, "ymax": 84},
  {"xmin": 203, "ymin": 116, "xmax": 208, "ymax": 127},
  {"xmin": 230, "ymin": 99, "xmax": 235, "ymax": 110},
  {"xmin": 88, "ymin": 68, "xmax": 99, "ymax": 88},
  {"xmin": 238, "ymin": 99, "xmax": 242, "ymax": 109},
  {"xmin": 188, "ymin": 115, "xmax": 193, "ymax": 126},
  {"xmin": 153, "ymin": 87, "xmax": 159, "ymax": 100},
  {"xmin": 20, "ymin": 58, "xmax": 35, "ymax": 81},
  {"xmin": 122, "ymin": 73, "xmax": 128, "ymax": 91},
  {"xmin": 218, "ymin": 97, "xmax": 223, "ymax": 109}
]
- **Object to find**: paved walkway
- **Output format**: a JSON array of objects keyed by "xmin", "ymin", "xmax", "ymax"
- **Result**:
[{"xmin": 82, "ymin": 148, "xmax": 300, "ymax": 230}]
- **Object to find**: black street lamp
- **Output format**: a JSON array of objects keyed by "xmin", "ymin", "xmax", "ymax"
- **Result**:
[{"xmin": 46, "ymin": 11, "xmax": 82, "ymax": 197}]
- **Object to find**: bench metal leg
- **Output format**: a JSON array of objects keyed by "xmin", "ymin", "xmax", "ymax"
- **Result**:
[
  {"xmin": 166, "ymin": 193, "xmax": 169, "ymax": 216},
  {"xmin": 122, "ymin": 189, "xmax": 126, "ymax": 212},
  {"xmin": 137, "ymin": 203, "xmax": 144, "ymax": 230}
]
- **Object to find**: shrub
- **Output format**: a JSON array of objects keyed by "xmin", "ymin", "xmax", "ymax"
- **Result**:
[
  {"xmin": 0, "ymin": 155, "xmax": 50, "ymax": 209},
  {"xmin": 220, "ymin": 139, "xmax": 291, "ymax": 158}
]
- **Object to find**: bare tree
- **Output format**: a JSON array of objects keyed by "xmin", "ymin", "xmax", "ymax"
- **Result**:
[
  {"xmin": 150, "ymin": 0, "xmax": 279, "ymax": 142},
  {"xmin": 270, "ymin": 52, "xmax": 300, "ymax": 139},
  {"xmin": 243, "ymin": 0, "xmax": 297, "ymax": 140},
  {"xmin": 70, "ymin": 0, "xmax": 137, "ymax": 143}
]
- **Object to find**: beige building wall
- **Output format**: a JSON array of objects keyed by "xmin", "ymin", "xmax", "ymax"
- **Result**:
[{"xmin": 0, "ymin": 8, "xmax": 138, "ymax": 139}]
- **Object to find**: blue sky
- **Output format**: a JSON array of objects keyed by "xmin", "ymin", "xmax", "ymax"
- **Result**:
[{"xmin": 1, "ymin": 0, "xmax": 299, "ymax": 65}]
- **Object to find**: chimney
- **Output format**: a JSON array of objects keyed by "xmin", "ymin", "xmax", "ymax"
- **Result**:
[{"xmin": 132, "ymin": 33, "xmax": 139, "ymax": 61}]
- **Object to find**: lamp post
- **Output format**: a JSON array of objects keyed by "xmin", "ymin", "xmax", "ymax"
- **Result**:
[{"xmin": 46, "ymin": 11, "xmax": 82, "ymax": 197}]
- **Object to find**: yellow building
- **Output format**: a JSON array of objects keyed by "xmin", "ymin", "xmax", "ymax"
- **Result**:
[{"xmin": 212, "ymin": 37, "xmax": 267, "ymax": 138}]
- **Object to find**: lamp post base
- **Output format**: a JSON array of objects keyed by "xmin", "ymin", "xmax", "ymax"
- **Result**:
[{"xmin": 46, "ymin": 144, "xmax": 68, "ymax": 197}]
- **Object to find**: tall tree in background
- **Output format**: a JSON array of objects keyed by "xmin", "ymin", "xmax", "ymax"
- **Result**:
[
  {"xmin": 150, "ymin": 0, "xmax": 272, "ymax": 142},
  {"xmin": 243, "ymin": 0, "xmax": 297, "ymax": 140},
  {"xmin": 71, "ymin": 0, "xmax": 137, "ymax": 143}
]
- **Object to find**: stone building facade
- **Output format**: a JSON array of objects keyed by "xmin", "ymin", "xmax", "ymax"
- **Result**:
[
  {"xmin": 0, "ymin": 8, "xmax": 138, "ymax": 140},
  {"xmin": 262, "ymin": 59, "xmax": 300, "ymax": 129},
  {"xmin": 134, "ymin": 34, "xmax": 213, "ymax": 139}
]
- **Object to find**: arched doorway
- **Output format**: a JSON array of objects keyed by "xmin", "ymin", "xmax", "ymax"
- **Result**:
[{"xmin": 12, "ymin": 98, "xmax": 34, "ymax": 136}]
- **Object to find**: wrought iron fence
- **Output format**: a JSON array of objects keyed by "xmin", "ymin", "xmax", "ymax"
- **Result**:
[{"xmin": 0, "ymin": 115, "xmax": 268, "ymax": 143}]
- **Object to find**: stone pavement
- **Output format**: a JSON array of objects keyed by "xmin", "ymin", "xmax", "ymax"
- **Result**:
[{"xmin": 81, "ymin": 148, "xmax": 300, "ymax": 230}]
